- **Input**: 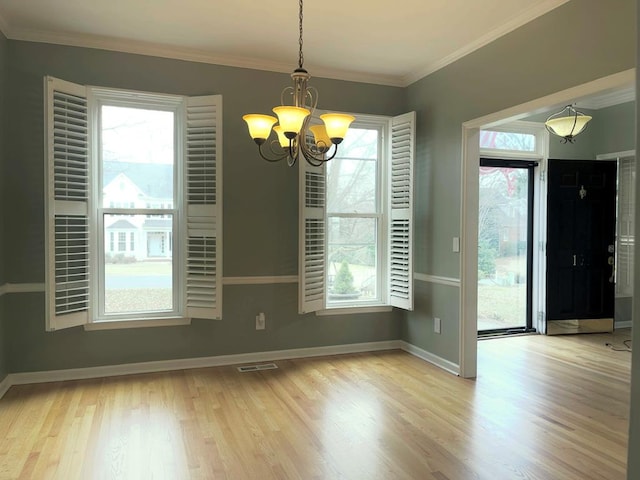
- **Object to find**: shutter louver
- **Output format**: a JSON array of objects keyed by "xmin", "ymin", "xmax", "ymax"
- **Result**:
[
  {"xmin": 299, "ymin": 164, "xmax": 326, "ymax": 313},
  {"xmin": 185, "ymin": 95, "xmax": 222, "ymax": 319},
  {"xmin": 388, "ymin": 112, "xmax": 415, "ymax": 310},
  {"xmin": 616, "ymin": 156, "xmax": 635, "ymax": 297},
  {"xmin": 45, "ymin": 76, "xmax": 90, "ymax": 330}
]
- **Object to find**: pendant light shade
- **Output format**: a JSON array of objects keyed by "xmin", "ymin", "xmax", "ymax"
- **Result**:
[
  {"xmin": 242, "ymin": 114, "xmax": 278, "ymax": 144},
  {"xmin": 273, "ymin": 126, "xmax": 290, "ymax": 148},
  {"xmin": 309, "ymin": 124, "xmax": 332, "ymax": 150},
  {"xmin": 545, "ymin": 105, "xmax": 592, "ymax": 143},
  {"xmin": 272, "ymin": 106, "xmax": 311, "ymax": 138},
  {"xmin": 319, "ymin": 113, "xmax": 356, "ymax": 144}
]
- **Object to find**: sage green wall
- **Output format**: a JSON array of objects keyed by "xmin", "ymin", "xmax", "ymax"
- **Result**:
[
  {"xmin": 0, "ymin": 30, "xmax": 7, "ymax": 382},
  {"xmin": 627, "ymin": 4, "xmax": 640, "ymax": 477},
  {"xmin": 4, "ymin": 40, "xmax": 406, "ymax": 372},
  {"xmin": 404, "ymin": 0, "xmax": 636, "ymax": 363},
  {"xmin": 593, "ymin": 101, "xmax": 636, "ymax": 154}
]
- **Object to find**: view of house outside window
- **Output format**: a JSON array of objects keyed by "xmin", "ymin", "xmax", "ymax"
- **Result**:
[{"xmin": 100, "ymin": 105, "xmax": 175, "ymax": 315}]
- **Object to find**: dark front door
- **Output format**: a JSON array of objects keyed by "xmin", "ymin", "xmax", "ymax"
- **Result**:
[{"xmin": 546, "ymin": 160, "xmax": 616, "ymax": 333}]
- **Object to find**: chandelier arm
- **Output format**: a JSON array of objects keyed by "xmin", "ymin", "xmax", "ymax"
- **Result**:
[
  {"xmin": 299, "ymin": 140, "xmax": 339, "ymax": 165},
  {"xmin": 570, "ymin": 114, "xmax": 578, "ymax": 136},
  {"xmin": 305, "ymin": 86, "xmax": 318, "ymax": 112},
  {"xmin": 256, "ymin": 142, "xmax": 290, "ymax": 163},
  {"xmin": 281, "ymin": 86, "xmax": 295, "ymax": 106},
  {"xmin": 301, "ymin": 153, "xmax": 324, "ymax": 167}
]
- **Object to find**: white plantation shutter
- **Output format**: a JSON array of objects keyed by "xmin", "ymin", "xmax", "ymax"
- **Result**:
[
  {"xmin": 616, "ymin": 156, "xmax": 635, "ymax": 297},
  {"xmin": 184, "ymin": 95, "xmax": 222, "ymax": 320},
  {"xmin": 45, "ymin": 76, "xmax": 90, "ymax": 330},
  {"xmin": 388, "ymin": 112, "xmax": 415, "ymax": 310},
  {"xmin": 299, "ymin": 159, "xmax": 326, "ymax": 314}
]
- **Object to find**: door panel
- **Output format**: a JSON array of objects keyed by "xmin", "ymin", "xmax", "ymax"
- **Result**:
[{"xmin": 546, "ymin": 159, "xmax": 616, "ymax": 333}]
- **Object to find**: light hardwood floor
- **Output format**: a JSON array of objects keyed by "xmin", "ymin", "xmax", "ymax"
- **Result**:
[{"xmin": 0, "ymin": 330, "xmax": 632, "ymax": 479}]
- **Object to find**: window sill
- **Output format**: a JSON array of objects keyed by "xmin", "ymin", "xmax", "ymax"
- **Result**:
[
  {"xmin": 316, "ymin": 305, "xmax": 393, "ymax": 316},
  {"xmin": 84, "ymin": 317, "xmax": 191, "ymax": 331}
]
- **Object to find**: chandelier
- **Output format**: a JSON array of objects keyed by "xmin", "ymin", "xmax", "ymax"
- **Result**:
[
  {"xmin": 544, "ymin": 104, "xmax": 592, "ymax": 143},
  {"xmin": 242, "ymin": 0, "xmax": 355, "ymax": 167}
]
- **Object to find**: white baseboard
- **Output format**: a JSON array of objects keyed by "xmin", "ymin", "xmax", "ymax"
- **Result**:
[
  {"xmin": 615, "ymin": 321, "xmax": 633, "ymax": 329},
  {"xmin": 1, "ymin": 340, "xmax": 459, "ymax": 397},
  {"xmin": 0, "ymin": 375, "xmax": 11, "ymax": 398},
  {"xmin": 399, "ymin": 341, "xmax": 460, "ymax": 376},
  {"xmin": 7, "ymin": 341, "xmax": 401, "ymax": 387}
]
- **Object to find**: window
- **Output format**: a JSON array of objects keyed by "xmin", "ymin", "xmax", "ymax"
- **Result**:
[
  {"xmin": 44, "ymin": 76, "xmax": 222, "ymax": 330},
  {"xmin": 299, "ymin": 112, "xmax": 415, "ymax": 313},
  {"xmin": 117, "ymin": 232, "xmax": 126, "ymax": 252},
  {"xmin": 616, "ymin": 155, "xmax": 635, "ymax": 297},
  {"xmin": 479, "ymin": 122, "xmax": 545, "ymax": 158},
  {"xmin": 326, "ymin": 125, "xmax": 381, "ymax": 306},
  {"xmin": 480, "ymin": 130, "xmax": 535, "ymax": 152}
]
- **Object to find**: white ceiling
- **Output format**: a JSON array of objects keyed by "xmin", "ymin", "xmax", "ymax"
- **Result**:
[{"xmin": 0, "ymin": 0, "xmax": 571, "ymax": 87}]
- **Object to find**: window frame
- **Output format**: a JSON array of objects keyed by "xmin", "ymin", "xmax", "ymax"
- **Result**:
[
  {"xmin": 44, "ymin": 76, "xmax": 223, "ymax": 331},
  {"xmin": 90, "ymin": 91, "xmax": 183, "ymax": 322},
  {"xmin": 325, "ymin": 116, "xmax": 388, "ymax": 309},
  {"xmin": 298, "ymin": 111, "xmax": 415, "ymax": 315},
  {"xmin": 479, "ymin": 121, "xmax": 546, "ymax": 159}
]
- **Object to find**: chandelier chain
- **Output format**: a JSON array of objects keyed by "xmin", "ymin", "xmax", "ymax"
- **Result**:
[{"xmin": 298, "ymin": 0, "xmax": 304, "ymax": 69}]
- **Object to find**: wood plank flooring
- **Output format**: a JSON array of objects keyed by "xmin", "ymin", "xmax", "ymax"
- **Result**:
[{"xmin": 0, "ymin": 330, "xmax": 632, "ymax": 479}]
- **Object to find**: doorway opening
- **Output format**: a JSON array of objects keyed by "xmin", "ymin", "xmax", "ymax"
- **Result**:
[
  {"xmin": 478, "ymin": 158, "xmax": 537, "ymax": 336},
  {"xmin": 460, "ymin": 69, "xmax": 635, "ymax": 378}
]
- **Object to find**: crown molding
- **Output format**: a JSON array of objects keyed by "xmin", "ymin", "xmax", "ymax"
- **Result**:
[
  {"xmin": 403, "ymin": 0, "xmax": 571, "ymax": 86},
  {"xmin": 6, "ymin": 27, "xmax": 405, "ymax": 87},
  {"xmin": 577, "ymin": 86, "xmax": 635, "ymax": 110}
]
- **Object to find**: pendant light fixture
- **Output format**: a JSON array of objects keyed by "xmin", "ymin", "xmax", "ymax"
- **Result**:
[
  {"xmin": 544, "ymin": 104, "xmax": 592, "ymax": 143},
  {"xmin": 242, "ymin": 0, "xmax": 355, "ymax": 167}
]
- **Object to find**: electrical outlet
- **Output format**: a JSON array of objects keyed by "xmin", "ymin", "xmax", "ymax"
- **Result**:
[
  {"xmin": 434, "ymin": 317, "xmax": 441, "ymax": 334},
  {"xmin": 256, "ymin": 312, "xmax": 265, "ymax": 330}
]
